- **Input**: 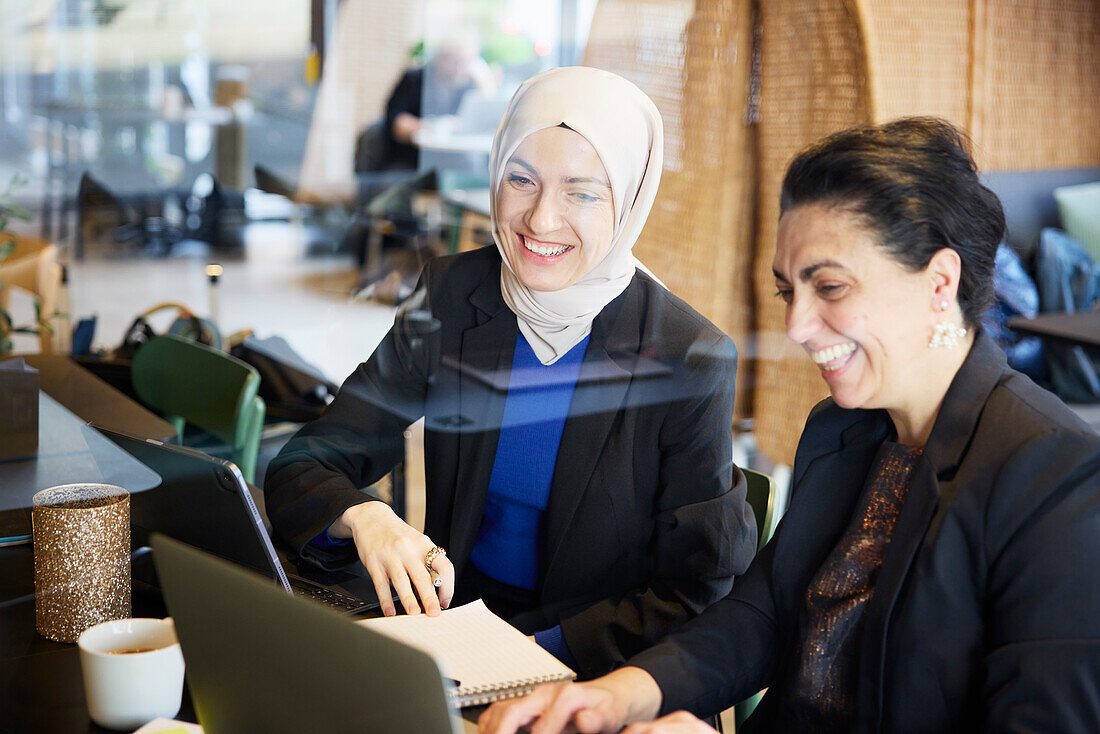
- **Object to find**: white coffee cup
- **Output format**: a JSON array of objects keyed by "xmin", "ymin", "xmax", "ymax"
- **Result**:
[{"xmin": 77, "ymin": 617, "xmax": 186, "ymax": 730}]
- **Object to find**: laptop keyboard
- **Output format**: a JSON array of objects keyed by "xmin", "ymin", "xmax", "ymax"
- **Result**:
[{"xmin": 289, "ymin": 579, "xmax": 374, "ymax": 615}]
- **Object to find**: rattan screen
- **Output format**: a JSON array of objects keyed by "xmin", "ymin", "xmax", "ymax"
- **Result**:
[
  {"xmin": 582, "ymin": 0, "xmax": 695, "ymax": 171},
  {"xmin": 587, "ymin": 0, "xmax": 1100, "ymax": 465},
  {"xmin": 583, "ymin": 0, "xmax": 757, "ymax": 418},
  {"xmin": 860, "ymin": 0, "xmax": 971, "ymax": 126},
  {"xmin": 750, "ymin": 0, "xmax": 871, "ymax": 466},
  {"xmin": 972, "ymin": 0, "xmax": 1100, "ymax": 171}
]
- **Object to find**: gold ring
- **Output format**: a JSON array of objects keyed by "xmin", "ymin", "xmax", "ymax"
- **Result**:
[{"xmin": 424, "ymin": 546, "xmax": 447, "ymax": 571}]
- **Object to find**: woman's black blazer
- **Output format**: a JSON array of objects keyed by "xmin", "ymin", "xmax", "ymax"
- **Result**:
[
  {"xmin": 631, "ymin": 332, "xmax": 1100, "ymax": 732},
  {"xmin": 265, "ymin": 246, "xmax": 757, "ymax": 678}
]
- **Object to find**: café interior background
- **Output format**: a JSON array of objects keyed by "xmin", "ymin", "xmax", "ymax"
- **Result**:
[{"xmin": 1, "ymin": 0, "xmax": 1097, "ymax": 496}]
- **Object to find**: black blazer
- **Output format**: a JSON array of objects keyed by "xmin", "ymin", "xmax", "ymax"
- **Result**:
[
  {"xmin": 632, "ymin": 332, "xmax": 1100, "ymax": 732},
  {"xmin": 265, "ymin": 247, "xmax": 757, "ymax": 678}
]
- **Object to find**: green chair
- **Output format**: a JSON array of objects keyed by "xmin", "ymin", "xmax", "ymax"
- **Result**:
[
  {"xmin": 743, "ymin": 467, "xmax": 780, "ymax": 552},
  {"xmin": 131, "ymin": 335, "xmax": 266, "ymax": 483},
  {"xmin": 731, "ymin": 467, "xmax": 782, "ymax": 730}
]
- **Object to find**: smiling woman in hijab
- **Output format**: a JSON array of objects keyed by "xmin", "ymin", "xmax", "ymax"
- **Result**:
[{"xmin": 264, "ymin": 67, "xmax": 757, "ymax": 677}]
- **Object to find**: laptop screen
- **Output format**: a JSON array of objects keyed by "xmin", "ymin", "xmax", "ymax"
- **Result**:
[
  {"xmin": 152, "ymin": 533, "xmax": 465, "ymax": 734},
  {"xmin": 96, "ymin": 427, "xmax": 291, "ymax": 593}
]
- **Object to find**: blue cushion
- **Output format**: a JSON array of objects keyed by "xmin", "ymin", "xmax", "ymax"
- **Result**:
[
  {"xmin": 1035, "ymin": 228, "xmax": 1100, "ymax": 403},
  {"xmin": 1037, "ymin": 228, "xmax": 1100, "ymax": 313},
  {"xmin": 983, "ymin": 243, "xmax": 1046, "ymax": 380}
]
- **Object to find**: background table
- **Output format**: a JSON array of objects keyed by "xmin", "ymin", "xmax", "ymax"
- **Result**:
[
  {"xmin": 413, "ymin": 129, "xmax": 494, "ymax": 155},
  {"xmin": 0, "ymin": 392, "xmax": 164, "ymax": 513},
  {"xmin": 0, "ymin": 352, "xmax": 175, "ymax": 513},
  {"xmin": 0, "ymin": 357, "xmax": 183, "ymax": 732},
  {"xmin": 442, "ymin": 187, "xmax": 492, "ymax": 254},
  {"xmin": 0, "ymin": 545, "xmax": 199, "ymax": 734},
  {"xmin": 1008, "ymin": 310, "xmax": 1100, "ymax": 350},
  {"xmin": 2, "ymin": 354, "xmax": 176, "ymax": 443}
]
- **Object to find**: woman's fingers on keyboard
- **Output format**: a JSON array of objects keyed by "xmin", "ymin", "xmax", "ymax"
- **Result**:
[
  {"xmin": 347, "ymin": 501, "xmax": 445, "ymax": 616},
  {"xmin": 364, "ymin": 557, "xmax": 397, "ymax": 616}
]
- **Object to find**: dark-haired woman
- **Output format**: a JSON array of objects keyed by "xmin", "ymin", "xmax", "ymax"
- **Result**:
[{"xmin": 479, "ymin": 117, "xmax": 1100, "ymax": 733}]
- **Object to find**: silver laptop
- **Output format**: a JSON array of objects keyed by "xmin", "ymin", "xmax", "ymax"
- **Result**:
[
  {"xmin": 96, "ymin": 426, "xmax": 382, "ymax": 615},
  {"xmin": 152, "ymin": 533, "xmax": 476, "ymax": 734}
]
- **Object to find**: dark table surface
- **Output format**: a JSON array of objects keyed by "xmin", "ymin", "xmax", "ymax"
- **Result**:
[
  {"xmin": 1008, "ymin": 310, "xmax": 1100, "ymax": 350},
  {"xmin": 0, "ymin": 393, "xmax": 163, "ymax": 515},
  {"xmin": 0, "ymin": 358, "xmax": 185, "ymax": 732},
  {"xmin": 2, "ymin": 354, "xmax": 176, "ymax": 442},
  {"xmin": 0, "ymin": 545, "xmax": 199, "ymax": 734},
  {"xmin": 0, "ymin": 356, "xmax": 480, "ymax": 732},
  {"xmin": 0, "ymin": 537, "xmax": 483, "ymax": 733}
]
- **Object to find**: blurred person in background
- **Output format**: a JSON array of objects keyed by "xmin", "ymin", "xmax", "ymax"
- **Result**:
[{"xmin": 361, "ymin": 33, "xmax": 496, "ymax": 173}]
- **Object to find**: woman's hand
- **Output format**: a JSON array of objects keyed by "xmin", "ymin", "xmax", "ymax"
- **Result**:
[
  {"xmin": 478, "ymin": 682, "xmax": 623, "ymax": 734},
  {"xmin": 621, "ymin": 712, "xmax": 717, "ymax": 733},
  {"xmin": 478, "ymin": 667, "xmax": 662, "ymax": 734},
  {"xmin": 392, "ymin": 112, "xmax": 423, "ymax": 144},
  {"xmin": 330, "ymin": 501, "xmax": 454, "ymax": 616}
]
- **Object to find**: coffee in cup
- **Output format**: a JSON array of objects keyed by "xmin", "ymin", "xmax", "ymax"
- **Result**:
[
  {"xmin": 77, "ymin": 617, "xmax": 185, "ymax": 730},
  {"xmin": 106, "ymin": 647, "xmax": 160, "ymax": 655}
]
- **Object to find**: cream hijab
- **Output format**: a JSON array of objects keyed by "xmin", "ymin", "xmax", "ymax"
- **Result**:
[{"xmin": 490, "ymin": 66, "xmax": 664, "ymax": 365}]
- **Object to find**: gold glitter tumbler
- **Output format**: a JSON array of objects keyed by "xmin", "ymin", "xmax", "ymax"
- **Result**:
[{"xmin": 32, "ymin": 484, "xmax": 131, "ymax": 643}]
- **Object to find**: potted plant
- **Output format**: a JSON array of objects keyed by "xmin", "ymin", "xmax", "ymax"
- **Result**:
[{"xmin": 0, "ymin": 174, "xmax": 54, "ymax": 354}]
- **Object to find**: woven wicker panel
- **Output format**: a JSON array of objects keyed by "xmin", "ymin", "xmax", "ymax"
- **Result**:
[
  {"xmin": 582, "ymin": 0, "xmax": 695, "ymax": 172},
  {"xmin": 298, "ymin": 0, "xmax": 423, "ymax": 199},
  {"xmin": 583, "ymin": 0, "xmax": 756, "ymax": 419},
  {"xmin": 859, "ymin": 0, "xmax": 971, "ymax": 126},
  {"xmin": 974, "ymin": 0, "xmax": 1100, "ymax": 171},
  {"xmin": 751, "ymin": 0, "xmax": 871, "ymax": 466}
]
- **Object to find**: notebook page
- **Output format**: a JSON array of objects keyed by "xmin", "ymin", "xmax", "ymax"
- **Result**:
[{"xmin": 357, "ymin": 599, "xmax": 574, "ymax": 694}]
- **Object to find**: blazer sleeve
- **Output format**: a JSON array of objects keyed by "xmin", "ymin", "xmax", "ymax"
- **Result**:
[
  {"xmin": 627, "ymin": 536, "xmax": 782, "ymax": 719},
  {"xmin": 559, "ymin": 333, "xmax": 759, "ymax": 678},
  {"xmin": 263, "ymin": 267, "xmax": 436, "ymax": 569},
  {"xmin": 980, "ymin": 429, "xmax": 1100, "ymax": 732},
  {"xmin": 626, "ymin": 400, "xmax": 844, "ymax": 716}
]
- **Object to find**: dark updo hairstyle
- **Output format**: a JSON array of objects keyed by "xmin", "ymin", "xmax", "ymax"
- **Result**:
[{"xmin": 779, "ymin": 117, "xmax": 1005, "ymax": 328}]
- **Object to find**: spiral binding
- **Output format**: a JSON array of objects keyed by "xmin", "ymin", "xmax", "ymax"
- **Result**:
[{"xmin": 449, "ymin": 672, "xmax": 575, "ymax": 707}]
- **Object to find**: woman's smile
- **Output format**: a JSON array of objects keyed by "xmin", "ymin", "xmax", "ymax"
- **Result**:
[
  {"xmin": 520, "ymin": 234, "xmax": 574, "ymax": 260},
  {"xmin": 809, "ymin": 341, "xmax": 858, "ymax": 373}
]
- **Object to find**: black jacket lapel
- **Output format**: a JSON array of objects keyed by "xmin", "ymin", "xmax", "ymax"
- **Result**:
[
  {"xmin": 541, "ymin": 286, "xmax": 640, "ymax": 590},
  {"xmin": 776, "ymin": 415, "xmax": 889, "ymax": 620},
  {"xmin": 855, "ymin": 331, "xmax": 1007, "ymax": 732},
  {"xmin": 449, "ymin": 274, "xmax": 517, "ymax": 573}
]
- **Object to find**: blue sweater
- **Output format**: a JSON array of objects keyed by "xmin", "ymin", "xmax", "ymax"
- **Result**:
[
  {"xmin": 469, "ymin": 332, "xmax": 589, "ymax": 589},
  {"xmin": 469, "ymin": 332, "xmax": 588, "ymax": 667}
]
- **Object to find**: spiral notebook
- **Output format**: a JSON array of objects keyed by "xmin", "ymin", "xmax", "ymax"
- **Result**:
[{"xmin": 357, "ymin": 599, "xmax": 575, "ymax": 707}]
